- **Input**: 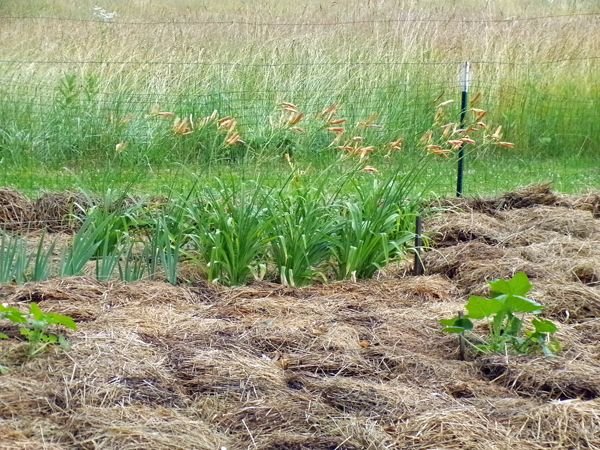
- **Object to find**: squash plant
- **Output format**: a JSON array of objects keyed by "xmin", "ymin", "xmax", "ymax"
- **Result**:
[
  {"xmin": 0, "ymin": 303, "xmax": 77, "ymax": 358},
  {"xmin": 441, "ymin": 272, "xmax": 560, "ymax": 356}
]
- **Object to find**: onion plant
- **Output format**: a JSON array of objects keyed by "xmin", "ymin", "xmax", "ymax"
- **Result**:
[
  {"xmin": 118, "ymin": 241, "xmax": 146, "ymax": 283},
  {"xmin": 60, "ymin": 208, "xmax": 120, "ymax": 277},
  {"xmin": 31, "ymin": 233, "xmax": 56, "ymax": 282},
  {"xmin": 0, "ymin": 233, "xmax": 28, "ymax": 284}
]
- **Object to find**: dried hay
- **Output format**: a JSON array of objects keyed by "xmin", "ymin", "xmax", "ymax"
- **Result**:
[
  {"xmin": 479, "ymin": 356, "xmax": 600, "ymax": 400},
  {"xmin": 497, "ymin": 183, "xmax": 561, "ymax": 209},
  {"xmin": 498, "ymin": 206, "xmax": 598, "ymax": 240},
  {"xmin": 425, "ymin": 211, "xmax": 507, "ymax": 246},
  {"xmin": 393, "ymin": 405, "xmax": 521, "ymax": 450},
  {"xmin": 2, "ymin": 188, "xmax": 600, "ymax": 449},
  {"xmin": 433, "ymin": 183, "xmax": 561, "ymax": 216},
  {"xmin": 67, "ymin": 405, "xmax": 233, "ymax": 450},
  {"xmin": 0, "ymin": 419, "xmax": 66, "ymax": 450},
  {"xmin": 567, "ymin": 192, "xmax": 600, "ymax": 218},
  {"xmin": 0, "ymin": 188, "xmax": 32, "ymax": 231},
  {"xmin": 33, "ymin": 191, "xmax": 91, "ymax": 232},
  {"xmin": 424, "ymin": 189, "xmax": 600, "ymax": 299},
  {"xmin": 535, "ymin": 283, "xmax": 600, "ymax": 321},
  {"xmin": 1, "ymin": 272, "xmax": 599, "ymax": 449},
  {"xmin": 510, "ymin": 399, "xmax": 600, "ymax": 449}
]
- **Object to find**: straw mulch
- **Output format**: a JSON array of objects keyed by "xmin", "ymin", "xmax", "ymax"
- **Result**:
[
  {"xmin": 33, "ymin": 191, "xmax": 92, "ymax": 232},
  {"xmin": 1, "ymin": 186, "xmax": 599, "ymax": 449},
  {"xmin": 0, "ymin": 188, "xmax": 33, "ymax": 232}
]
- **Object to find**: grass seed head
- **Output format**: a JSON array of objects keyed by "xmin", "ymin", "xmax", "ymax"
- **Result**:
[
  {"xmin": 492, "ymin": 125, "xmax": 503, "ymax": 141},
  {"xmin": 496, "ymin": 141, "xmax": 515, "ymax": 148},
  {"xmin": 362, "ymin": 165, "xmax": 379, "ymax": 174},
  {"xmin": 442, "ymin": 123, "xmax": 456, "ymax": 139},
  {"xmin": 420, "ymin": 130, "xmax": 434, "ymax": 145},
  {"xmin": 280, "ymin": 102, "xmax": 299, "ymax": 113},
  {"xmin": 436, "ymin": 99, "xmax": 454, "ymax": 108},
  {"xmin": 224, "ymin": 132, "xmax": 244, "ymax": 146},
  {"xmin": 319, "ymin": 103, "xmax": 339, "ymax": 122},
  {"xmin": 327, "ymin": 127, "xmax": 345, "ymax": 135},
  {"xmin": 287, "ymin": 112, "xmax": 304, "ymax": 126},
  {"xmin": 357, "ymin": 113, "xmax": 381, "ymax": 129},
  {"xmin": 218, "ymin": 117, "xmax": 237, "ymax": 132},
  {"xmin": 115, "ymin": 142, "xmax": 128, "ymax": 153},
  {"xmin": 426, "ymin": 144, "xmax": 452, "ymax": 157},
  {"xmin": 173, "ymin": 117, "xmax": 193, "ymax": 136},
  {"xmin": 471, "ymin": 108, "xmax": 487, "ymax": 121},
  {"xmin": 447, "ymin": 139, "xmax": 464, "ymax": 150},
  {"xmin": 470, "ymin": 92, "xmax": 482, "ymax": 107}
]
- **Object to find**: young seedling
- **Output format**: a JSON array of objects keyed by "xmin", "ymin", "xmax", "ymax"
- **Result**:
[
  {"xmin": 0, "ymin": 303, "xmax": 77, "ymax": 358},
  {"xmin": 441, "ymin": 272, "xmax": 560, "ymax": 357}
]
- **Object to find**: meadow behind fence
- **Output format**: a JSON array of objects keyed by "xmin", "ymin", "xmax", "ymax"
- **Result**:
[{"xmin": 0, "ymin": 5, "xmax": 598, "ymax": 195}]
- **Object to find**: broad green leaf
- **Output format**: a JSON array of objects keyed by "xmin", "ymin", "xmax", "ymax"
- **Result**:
[
  {"xmin": 532, "ymin": 318, "xmax": 558, "ymax": 334},
  {"xmin": 0, "ymin": 332, "xmax": 8, "ymax": 340},
  {"xmin": 489, "ymin": 272, "xmax": 532, "ymax": 297},
  {"xmin": 505, "ymin": 295, "xmax": 543, "ymax": 314},
  {"xmin": 466, "ymin": 296, "xmax": 503, "ymax": 319},
  {"xmin": 440, "ymin": 317, "xmax": 473, "ymax": 334}
]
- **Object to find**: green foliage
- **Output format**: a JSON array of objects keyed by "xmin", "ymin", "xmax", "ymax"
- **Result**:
[
  {"xmin": 118, "ymin": 241, "xmax": 147, "ymax": 282},
  {"xmin": 60, "ymin": 209, "xmax": 112, "ymax": 277},
  {"xmin": 330, "ymin": 171, "xmax": 420, "ymax": 280},
  {"xmin": 0, "ymin": 233, "xmax": 28, "ymax": 284},
  {"xmin": 441, "ymin": 272, "xmax": 561, "ymax": 356},
  {"xmin": 31, "ymin": 233, "xmax": 56, "ymax": 282},
  {"xmin": 0, "ymin": 233, "xmax": 57, "ymax": 284},
  {"xmin": 268, "ymin": 172, "xmax": 342, "ymax": 286},
  {"xmin": 195, "ymin": 181, "xmax": 271, "ymax": 286},
  {"xmin": 0, "ymin": 303, "xmax": 77, "ymax": 358}
]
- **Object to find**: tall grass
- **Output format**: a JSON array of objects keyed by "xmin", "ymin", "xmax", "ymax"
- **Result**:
[{"xmin": 0, "ymin": 0, "xmax": 597, "ymax": 194}]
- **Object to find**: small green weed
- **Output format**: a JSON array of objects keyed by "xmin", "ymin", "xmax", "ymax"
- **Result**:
[
  {"xmin": 441, "ymin": 272, "xmax": 560, "ymax": 357},
  {"xmin": 0, "ymin": 303, "xmax": 77, "ymax": 358}
]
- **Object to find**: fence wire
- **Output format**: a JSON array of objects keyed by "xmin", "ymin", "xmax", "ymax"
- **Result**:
[{"xmin": 0, "ymin": 13, "xmax": 598, "ymax": 196}]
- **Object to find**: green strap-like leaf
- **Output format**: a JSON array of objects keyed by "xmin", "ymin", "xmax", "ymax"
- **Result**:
[
  {"xmin": 29, "ymin": 303, "xmax": 44, "ymax": 321},
  {"xmin": 0, "ymin": 305, "xmax": 27, "ymax": 324},
  {"xmin": 46, "ymin": 313, "xmax": 78, "ymax": 331}
]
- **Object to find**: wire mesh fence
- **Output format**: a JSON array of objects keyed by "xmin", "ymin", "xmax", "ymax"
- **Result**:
[{"xmin": 0, "ymin": 12, "xmax": 598, "ymax": 196}]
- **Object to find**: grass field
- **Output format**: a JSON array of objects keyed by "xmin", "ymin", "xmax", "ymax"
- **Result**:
[{"xmin": 0, "ymin": 0, "xmax": 598, "ymax": 195}]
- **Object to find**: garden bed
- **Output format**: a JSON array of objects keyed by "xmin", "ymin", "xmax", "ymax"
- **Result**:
[{"xmin": 1, "ymin": 186, "xmax": 599, "ymax": 449}]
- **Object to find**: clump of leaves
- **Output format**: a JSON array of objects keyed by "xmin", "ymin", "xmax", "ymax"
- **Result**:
[
  {"xmin": 441, "ymin": 272, "xmax": 560, "ymax": 357},
  {"xmin": 0, "ymin": 303, "xmax": 77, "ymax": 358}
]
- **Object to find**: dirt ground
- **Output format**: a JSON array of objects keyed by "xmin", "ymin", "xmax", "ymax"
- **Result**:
[{"xmin": 1, "ymin": 185, "xmax": 599, "ymax": 449}]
